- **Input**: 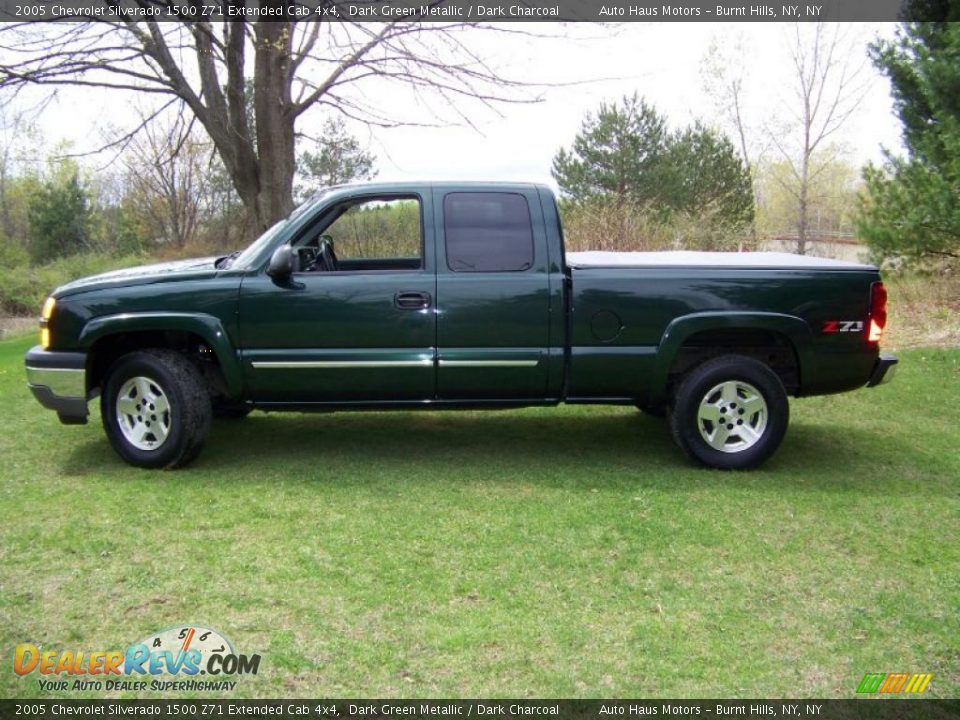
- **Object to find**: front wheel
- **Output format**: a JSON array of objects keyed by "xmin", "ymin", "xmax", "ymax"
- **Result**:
[
  {"xmin": 101, "ymin": 349, "xmax": 211, "ymax": 469},
  {"xmin": 669, "ymin": 355, "xmax": 789, "ymax": 470}
]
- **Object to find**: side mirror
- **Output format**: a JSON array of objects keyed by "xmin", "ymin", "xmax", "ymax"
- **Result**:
[{"xmin": 266, "ymin": 245, "xmax": 294, "ymax": 280}]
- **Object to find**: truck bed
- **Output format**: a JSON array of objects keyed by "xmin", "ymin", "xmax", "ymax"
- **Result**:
[
  {"xmin": 565, "ymin": 256, "xmax": 882, "ymax": 403},
  {"xmin": 566, "ymin": 250, "xmax": 872, "ymax": 270}
]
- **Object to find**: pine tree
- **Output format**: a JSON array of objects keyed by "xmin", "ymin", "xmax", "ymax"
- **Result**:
[
  {"xmin": 551, "ymin": 94, "xmax": 668, "ymax": 203},
  {"xmin": 552, "ymin": 95, "xmax": 753, "ymax": 233},
  {"xmin": 858, "ymin": 10, "xmax": 960, "ymax": 264},
  {"xmin": 297, "ymin": 119, "xmax": 376, "ymax": 200},
  {"xmin": 28, "ymin": 170, "xmax": 92, "ymax": 263}
]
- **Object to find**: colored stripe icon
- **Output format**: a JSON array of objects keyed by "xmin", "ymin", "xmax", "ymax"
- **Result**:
[{"xmin": 857, "ymin": 672, "xmax": 933, "ymax": 694}]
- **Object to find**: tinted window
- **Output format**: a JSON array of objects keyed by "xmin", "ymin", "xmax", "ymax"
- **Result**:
[{"xmin": 444, "ymin": 192, "xmax": 534, "ymax": 272}]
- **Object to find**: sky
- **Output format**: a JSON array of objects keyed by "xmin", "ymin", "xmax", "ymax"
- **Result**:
[
  {"xmin": 362, "ymin": 22, "xmax": 904, "ymax": 188},
  {"xmin": 18, "ymin": 22, "xmax": 904, "ymax": 189}
]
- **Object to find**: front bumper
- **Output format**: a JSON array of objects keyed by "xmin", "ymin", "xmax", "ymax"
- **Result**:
[
  {"xmin": 866, "ymin": 353, "xmax": 898, "ymax": 388},
  {"xmin": 25, "ymin": 346, "xmax": 89, "ymax": 424}
]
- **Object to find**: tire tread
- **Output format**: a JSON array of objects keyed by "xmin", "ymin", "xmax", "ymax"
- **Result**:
[
  {"xmin": 100, "ymin": 349, "xmax": 211, "ymax": 469},
  {"xmin": 668, "ymin": 354, "xmax": 789, "ymax": 470}
]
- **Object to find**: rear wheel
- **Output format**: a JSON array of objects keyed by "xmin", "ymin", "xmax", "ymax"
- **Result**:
[
  {"xmin": 669, "ymin": 355, "xmax": 789, "ymax": 470},
  {"xmin": 101, "ymin": 349, "xmax": 211, "ymax": 469}
]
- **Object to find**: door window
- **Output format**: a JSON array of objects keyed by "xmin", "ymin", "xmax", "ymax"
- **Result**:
[{"xmin": 295, "ymin": 196, "xmax": 423, "ymax": 272}]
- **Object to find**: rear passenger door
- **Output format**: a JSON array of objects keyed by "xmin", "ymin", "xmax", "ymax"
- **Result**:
[{"xmin": 433, "ymin": 188, "xmax": 552, "ymax": 400}]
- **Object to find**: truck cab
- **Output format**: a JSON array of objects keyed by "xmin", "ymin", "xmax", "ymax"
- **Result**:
[{"xmin": 236, "ymin": 183, "xmax": 566, "ymax": 406}]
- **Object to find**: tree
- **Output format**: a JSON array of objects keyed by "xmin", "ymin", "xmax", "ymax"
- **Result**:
[
  {"xmin": 552, "ymin": 94, "xmax": 668, "ymax": 203},
  {"xmin": 552, "ymin": 96, "xmax": 753, "ymax": 234},
  {"xmin": 119, "ymin": 110, "xmax": 215, "ymax": 249},
  {"xmin": 553, "ymin": 93, "xmax": 667, "ymax": 203},
  {"xmin": 858, "ymin": 12, "xmax": 960, "ymax": 264},
  {"xmin": 296, "ymin": 118, "xmax": 376, "ymax": 200},
  {"xmin": 769, "ymin": 23, "xmax": 869, "ymax": 254},
  {"xmin": 28, "ymin": 166, "xmax": 93, "ymax": 263},
  {"xmin": 0, "ymin": 17, "xmax": 537, "ymax": 234},
  {"xmin": 0, "ymin": 108, "xmax": 44, "ymax": 247},
  {"xmin": 756, "ymin": 153, "xmax": 861, "ymax": 239},
  {"xmin": 701, "ymin": 33, "xmax": 761, "ymax": 244},
  {"xmin": 660, "ymin": 123, "xmax": 754, "ymax": 229}
]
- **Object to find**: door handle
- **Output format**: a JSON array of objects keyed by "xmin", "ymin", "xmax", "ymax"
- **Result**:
[{"xmin": 394, "ymin": 291, "xmax": 431, "ymax": 310}]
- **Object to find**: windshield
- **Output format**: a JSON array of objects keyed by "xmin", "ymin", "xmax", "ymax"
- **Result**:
[
  {"xmin": 227, "ymin": 220, "xmax": 288, "ymax": 270},
  {"xmin": 225, "ymin": 189, "xmax": 331, "ymax": 270},
  {"xmin": 289, "ymin": 188, "xmax": 330, "ymax": 223}
]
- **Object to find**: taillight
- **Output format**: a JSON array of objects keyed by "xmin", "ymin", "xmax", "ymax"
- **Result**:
[{"xmin": 868, "ymin": 281, "xmax": 887, "ymax": 343}]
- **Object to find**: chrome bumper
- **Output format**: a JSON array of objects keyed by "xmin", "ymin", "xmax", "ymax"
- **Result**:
[{"xmin": 25, "ymin": 346, "xmax": 89, "ymax": 424}]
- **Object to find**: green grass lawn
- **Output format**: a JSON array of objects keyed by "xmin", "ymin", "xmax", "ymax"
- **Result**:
[{"xmin": 1, "ymin": 333, "xmax": 957, "ymax": 699}]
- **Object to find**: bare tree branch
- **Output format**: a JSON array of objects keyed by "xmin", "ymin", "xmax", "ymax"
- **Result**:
[
  {"xmin": 765, "ymin": 22, "xmax": 871, "ymax": 254},
  {"xmin": 0, "ymin": 13, "xmax": 554, "ymax": 232}
]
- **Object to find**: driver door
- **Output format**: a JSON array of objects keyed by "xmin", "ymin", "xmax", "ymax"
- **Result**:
[{"xmin": 238, "ymin": 193, "xmax": 436, "ymax": 404}]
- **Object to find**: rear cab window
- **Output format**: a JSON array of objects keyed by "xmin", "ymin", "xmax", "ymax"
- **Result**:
[{"xmin": 443, "ymin": 192, "xmax": 534, "ymax": 272}]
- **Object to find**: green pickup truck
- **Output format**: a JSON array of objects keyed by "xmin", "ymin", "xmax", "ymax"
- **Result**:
[{"xmin": 25, "ymin": 182, "xmax": 896, "ymax": 470}]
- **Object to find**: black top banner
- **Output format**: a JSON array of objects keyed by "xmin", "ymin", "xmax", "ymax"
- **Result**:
[
  {"xmin": 2, "ymin": 700, "xmax": 960, "ymax": 720},
  {"xmin": 0, "ymin": 0, "xmax": 939, "ymax": 22}
]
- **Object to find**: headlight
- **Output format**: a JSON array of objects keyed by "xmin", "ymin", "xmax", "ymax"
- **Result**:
[{"xmin": 40, "ymin": 296, "xmax": 55, "ymax": 349}]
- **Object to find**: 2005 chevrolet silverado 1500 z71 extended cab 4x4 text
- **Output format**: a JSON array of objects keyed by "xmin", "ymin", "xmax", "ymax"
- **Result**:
[{"xmin": 25, "ymin": 182, "xmax": 897, "ymax": 470}]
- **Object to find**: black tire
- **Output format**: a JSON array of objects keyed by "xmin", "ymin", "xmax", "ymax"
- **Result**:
[
  {"xmin": 101, "ymin": 349, "xmax": 211, "ymax": 469},
  {"xmin": 669, "ymin": 354, "xmax": 789, "ymax": 470}
]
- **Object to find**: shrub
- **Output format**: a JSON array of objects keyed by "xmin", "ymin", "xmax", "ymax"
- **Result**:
[
  {"xmin": 0, "ymin": 251, "xmax": 147, "ymax": 315},
  {"xmin": 560, "ymin": 198, "xmax": 748, "ymax": 252}
]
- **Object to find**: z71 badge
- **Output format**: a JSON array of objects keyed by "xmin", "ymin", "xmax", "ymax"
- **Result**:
[{"xmin": 823, "ymin": 320, "xmax": 864, "ymax": 334}]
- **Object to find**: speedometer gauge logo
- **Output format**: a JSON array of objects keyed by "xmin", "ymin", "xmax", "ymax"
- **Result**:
[{"xmin": 127, "ymin": 625, "xmax": 257, "ymax": 676}]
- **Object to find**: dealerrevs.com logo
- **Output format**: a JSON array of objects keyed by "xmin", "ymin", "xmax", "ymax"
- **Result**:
[{"xmin": 14, "ymin": 625, "xmax": 260, "ymax": 692}]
